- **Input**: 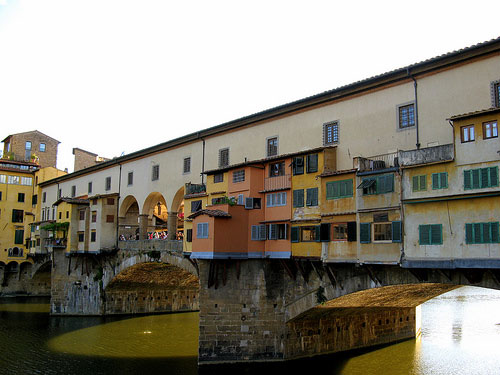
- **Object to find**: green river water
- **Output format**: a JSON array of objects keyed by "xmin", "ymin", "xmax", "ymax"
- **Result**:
[{"xmin": 1, "ymin": 286, "xmax": 500, "ymax": 375}]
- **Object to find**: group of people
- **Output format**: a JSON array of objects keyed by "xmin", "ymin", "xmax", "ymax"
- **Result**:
[{"xmin": 119, "ymin": 230, "xmax": 184, "ymax": 241}]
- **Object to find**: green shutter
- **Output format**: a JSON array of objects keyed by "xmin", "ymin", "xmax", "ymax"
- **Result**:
[
  {"xmin": 360, "ymin": 223, "xmax": 371, "ymax": 243},
  {"xmin": 419, "ymin": 225, "xmax": 430, "ymax": 245},
  {"xmin": 430, "ymin": 224, "xmax": 442, "ymax": 245},
  {"xmin": 412, "ymin": 176, "xmax": 419, "ymax": 191},
  {"xmin": 440, "ymin": 172, "xmax": 448, "ymax": 189},
  {"xmin": 293, "ymin": 189, "xmax": 304, "ymax": 207},
  {"xmin": 465, "ymin": 223, "xmax": 473, "ymax": 244},
  {"xmin": 464, "ymin": 170, "xmax": 472, "ymax": 190},
  {"xmin": 480, "ymin": 168, "xmax": 489, "ymax": 188},
  {"xmin": 472, "ymin": 169, "xmax": 480, "ymax": 189},
  {"xmin": 473, "ymin": 223, "xmax": 482, "ymax": 243},
  {"xmin": 490, "ymin": 167, "xmax": 499, "ymax": 187},
  {"xmin": 420, "ymin": 175, "xmax": 426, "ymax": 190},
  {"xmin": 14, "ymin": 229, "xmax": 24, "ymax": 245},
  {"xmin": 482, "ymin": 223, "xmax": 491, "ymax": 244},
  {"xmin": 307, "ymin": 154, "xmax": 318, "ymax": 173},
  {"xmin": 392, "ymin": 221, "xmax": 402, "ymax": 243},
  {"xmin": 432, "ymin": 173, "xmax": 439, "ymax": 189},
  {"xmin": 293, "ymin": 157, "xmax": 304, "ymax": 175},
  {"xmin": 315, "ymin": 225, "xmax": 321, "ymax": 242},
  {"xmin": 491, "ymin": 222, "xmax": 500, "ymax": 243},
  {"xmin": 345, "ymin": 179, "xmax": 353, "ymax": 197},
  {"xmin": 291, "ymin": 227, "xmax": 300, "ymax": 243}
]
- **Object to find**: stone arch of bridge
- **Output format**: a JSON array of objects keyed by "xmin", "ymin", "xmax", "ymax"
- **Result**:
[
  {"xmin": 169, "ymin": 185, "xmax": 185, "ymax": 240},
  {"xmin": 32, "ymin": 261, "xmax": 52, "ymax": 278},
  {"xmin": 284, "ymin": 264, "xmax": 500, "ymax": 323}
]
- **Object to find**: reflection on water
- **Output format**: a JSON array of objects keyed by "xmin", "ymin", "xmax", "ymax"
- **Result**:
[{"xmin": 1, "ymin": 287, "xmax": 500, "ymax": 375}]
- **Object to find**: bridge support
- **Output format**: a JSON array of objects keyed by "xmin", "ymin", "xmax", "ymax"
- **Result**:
[{"xmin": 167, "ymin": 211, "xmax": 178, "ymax": 240}]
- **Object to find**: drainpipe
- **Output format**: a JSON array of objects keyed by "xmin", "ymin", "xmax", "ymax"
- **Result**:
[
  {"xmin": 116, "ymin": 163, "xmax": 122, "ymax": 248},
  {"xmin": 198, "ymin": 132, "xmax": 206, "ymax": 185},
  {"xmin": 407, "ymin": 69, "xmax": 420, "ymax": 149}
]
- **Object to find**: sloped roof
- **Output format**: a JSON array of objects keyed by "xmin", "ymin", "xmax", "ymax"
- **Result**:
[
  {"xmin": 2, "ymin": 130, "xmax": 60, "ymax": 144},
  {"xmin": 188, "ymin": 209, "xmax": 231, "ymax": 219}
]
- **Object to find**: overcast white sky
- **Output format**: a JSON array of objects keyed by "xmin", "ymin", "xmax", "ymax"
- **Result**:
[{"xmin": 0, "ymin": 1, "xmax": 499, "ymax": 172}]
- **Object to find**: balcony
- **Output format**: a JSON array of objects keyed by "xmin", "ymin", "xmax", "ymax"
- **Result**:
[
  {"xmin": 398, "ymin": 144, "xmax": 454, "ymax": 167},
  {"xmin": 264, "ymin": 174, "xmax": 291, "ymax": 191},
  {"xmin": 355, "ymin": 152, "xmax": 399, "ymax": 172},
  {"xmin": 45, "ymin": 238, "xmax": 67, "ymax": 249},
  {"xmin": 185, "ymin": 182, "xmax": 206, "ymax": 196}
]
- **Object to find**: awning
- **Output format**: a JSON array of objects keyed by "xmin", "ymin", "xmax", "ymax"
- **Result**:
[{"xmin": 357, "ymin": 179, "xmax": 375, "ymax": 189}]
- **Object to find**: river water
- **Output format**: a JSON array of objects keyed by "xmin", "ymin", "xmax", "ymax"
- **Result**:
[{"xmin": 1, "ymin": 286, "xmax": 500, "ymax": 375}]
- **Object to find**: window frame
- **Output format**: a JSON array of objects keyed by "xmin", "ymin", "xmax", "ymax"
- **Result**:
[
  {"xmin": 152, "ymin": 164, "xmax": 160, "ymax": 181},
  {"xmin": 431, "ymin": 172, "xmax": 448, "ymax": 190},
  {"xmin": 419, "ymin": 224, "xmax": 443, "ymax": 245},
  {"xmin": 323, "ymin": 120, "xmax": 339, "ymax": 145},
  {"xmin": 306, "ymin": 187, "xmax": 318, "ymax": 207},
  {"xmin": 412, "ymin": 175, "xmax": 427, "ymax": 192},
  {"xmin": 483, "ymin": 121, "xmax": 498, "ymax": 139},
  {"xmin": 266, "ymin": 192, "xmax": 287, "ymax": 207},
  {"xmin": 105, "ymin": 176, "xmax": 112, "ymax": 191},
  {"xmin": 266, "ymin": 136, "xmax": 278, "ymax": 157},
  {"xmin": 39, "ymin": 143, "xmax": 46, "ymax": 152},
  {"xmin": 465, "ymin": 222, "xmax": 500, "ymax": 244},
  {"xmin": 398, "ymin": 103, "xmax": 415, "ymax": 129},
  {"xmin": 293, "ymin": 189, "xmax": 304, "ymax": 208},
  {"xmin": 300, "ymin": 226, "xmax": 320, "ymax": 242},
  {"xmin": 464, "ymin": 167, "xmax": 499, "ymax": 190},
  {"xmin": 326, "ymin": 179, "xmax": 353, "ymax": 199},
  {"xmin": 196, "ymin": 222, "xmax": 209, "ymax": 239},
  {"xmin": 183, "ymin": 157, "xmax": 191, "ymax": 174},
  {"xmin": 232, "ymin": 169, "xmax": 245, "ymax": 183},
  {"xmin": 213, "ymin": 173, "xmax": 223, "ymax": 183},
  {"xmin": 218, "ymin": 148, "xmax": 229, "ymax": 168},
  {"xmin": 269, "ymin": 161, "xmax": 285, "ymax": 177},
  {"xmin": 461, "ymin": 124, "xmax": 475, "ymax": 143},
  {"xmin": 127, "ymin": 172, "xmax": 133, "ymax": 186}
]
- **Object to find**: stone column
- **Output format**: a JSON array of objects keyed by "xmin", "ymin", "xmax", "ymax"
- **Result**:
[
  {"xmin": 167, "ymin": 212, "xmax": 178, "ymax": 240},
  {"xmin": 138, "ymin": 214, "xmax": 149, "ymax": 240}
]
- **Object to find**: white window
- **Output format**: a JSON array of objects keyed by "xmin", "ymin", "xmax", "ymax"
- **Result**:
[
  {"xmin": 20, "ymin": 177, "xmax": 32, "ymax": 186},
  {"xmin": 266, "ymin": 192, "xmax": 287, "ymax": 207},
  {"xmin": 197, "ymin": 222, "xmax": 209, "ymax": 239},
  {"xmin": 233, "ymin": 170, "xmax": 245, "ymax": 183}
]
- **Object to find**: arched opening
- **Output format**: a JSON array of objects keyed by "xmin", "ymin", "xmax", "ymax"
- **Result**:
[
  {"xmin": 142, "ymin": 192, "xmax": 168, "ymax": 239},
  {"xmin": 104, "ymin": 262, "xmax": 199, "ymax": 315},
  {"xmin": 119, "ymin": 195, "xmax": 140, "ymax": 240},
  {"xmin": 170, "ymin": 186, "xmax": 185, "ymax": 241},
  {"xmin": 31, "ymin": 261, "xmax": 52, "ymax": 295}
]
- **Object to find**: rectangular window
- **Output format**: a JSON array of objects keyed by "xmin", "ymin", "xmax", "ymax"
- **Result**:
[
  {"xmin": 18, "ymin": 193, "xmax": 25, "ymax": 202},
  {"xmin": 152, "ymin": 165, "xmax": 159, "ymax": 181},
  {"xmin": 360, "ymin": 174, "xmax": 394, "ymax": 195},
  {"xmin": 465, "ymin": 222, "xmax": 500, "ymax": 244},
  {"xmin": 39, "ymin": 143, "xmax": 46, "ymax": 152},
  {"xmin": 14, "ymin": 229, "xmax": 24, "ymax": 245},
  {"xmin": 197, "ymin": 222, "xmax": 209, "ymax": 239},
  {"xmin": 306, "ymin": 154, "xmax": 318, "ymax": 173},
  {"xmin": 42, "ymin": 192, "xmax": 46, "ymax": 203},
  {"xmin": 300, "ymin": 226, "xmax": 320, "ymax": 242},
  {"xmin": 79, "ymin": 210, "xmax": 85, "ymax": 220},
  {"xmin": 293, "ymin": 189, "xmax": 304, "ymax": 208},
  {"xmin": 25, "ymin": 141, "xmax": 32, "ymax": 150},
  {"xmin": 332, "ymin": 223, "xmax": 348, "ymax": 240},
  {"xmin": 105, "ymin": 177, "xmax": 111, "ymax": 191},
  {"xmin": 412, "ymin": 175, "xmax": 427, "ymax": 192},
  {"xmin": 464, "ymin": 167, "xmax": 498, "ymax": 189},
  {"xmin": 191, "ymin": 200, "xmax": 202, "ymax": 213},
  {"xmin": 293, "ymin": 156, "xmax": 304, "ymax": 175},
  {"xmin": 306, "ymin": 187, "xmax": 318, "ymax": 206},
  {"xmin": 244, "ymin": 197, "xmax": 261, "ymax": 209},
  {"xmin": 88, "ymin": 181, "xmax": 93, "ymax": 194},
  {"xmin": 461, "ymin": 125, "xmax": 475, "ymax": 143},
  {"xmin": 432, "ymin": 172, "xmax": 448, "ymax": 190},
  {"xmin": 269, "ymin": 161, "xmax": 285, "ymax": 177},
  {"xmin": 20, "ymin": 177, "xmax": 32, "ymax": 186},
  {"xmin": 219, "ymin": 148, "xmax": 229, "ymax": 168},
  {"xmin": 71, "ymin": 185, "xmax": 76, "ymax": 198},
  {"xmin": 12, "ymin": 209, "xmax": 23, "ymax": 223},
  {"xmin": 483, "ymin": 121, "xmax": 498, "ymax": 139},
  {"xmin": 92, "ymin": 211, "xmax": 97, "ymax": 223},
  {"xmin": 232, "ymin": 170, "xmax": 245, "ymax": 183},
  {"xmin": 78, "ymin": 232, "xmax": 84, "ymax": 242},
  {"xmin": 326, "ymin": 179, "xmax": 353, "ymax": 199},
  {"xmin": 291, "ymin": 227, "xmax": 300, "ymax": 243},
  {"xmin": 492, "ymin": 81, "xmax": 500, "ymax": 107},
  {"xmin": 183, "ymin": 157, "xmax": 191, "ymax": 174},
  {"xmin": 251, "ymin": 224, "xmax": 267, "ymax": 241},
  {"xmin": 398, "ymin": 103, "xmax": 415, "ymax": 128},
  {"xmin": 266, "ymin": 192, "xmax": 287, "ymax": 207},
  {"xmin": 268, "ymin": 223, "xmax": 288, "ymax": 240},
  {"xmin": 419, "ymin": 224, "xmax": 443, "ymax": 245},
  {"xmin": 186, "ymin": 229, "xmax": 192, "ymax": 242},
  {"xmin": 32, "ymin": 194, "xmax": 37, "ymax": 205},
  {"xmin": 91, "ymin": 231, "xmax": 96, "ymax": 242},
  {"xmin": 373, "ymin": 223, "xmax": 392, "ymax": 242},
  {"xmin": 128, "ymin": 172, "xmax": 133, "ymax": 186},
  {"xmin": 267, "ymin": 137, "xmax": 278, "ymax": 157},
  {"xmin": 213, "ymin": 173, "xmax": 223, "ymax": 183},
  {"xmin": 324, "ymin": 121, "xmax": 339, "ymax": 145}
]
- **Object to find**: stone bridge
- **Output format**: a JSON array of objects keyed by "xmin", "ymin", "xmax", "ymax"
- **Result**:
[
  {"xmin": 197, "ymin": 258, "xmax": 500, "ymax": 364},
  {"xmin": 50, "ymin": 240, "xmax": 199, "ymax": 315},
  {"xmin": 0, "ymin": 256, "xmax": 52, "ymax": 296}
]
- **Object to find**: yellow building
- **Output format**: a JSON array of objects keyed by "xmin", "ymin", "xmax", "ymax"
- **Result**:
[
  {"xmin": 0, "ymin": 159, "xmax": 38, "ymax": 267},
  {"xmin": 401, "ymin": 108, "xmax": 500, "ymax": 268}
]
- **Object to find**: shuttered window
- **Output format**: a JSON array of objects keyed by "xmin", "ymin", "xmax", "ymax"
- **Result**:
[
  {"xmin": 306, "ymin": 188, "xmax": 318, "ymax": 206},
  {"xmin": 432, "ymin": 172, "xmax": 448, "ymax": 190},
  {"xmin": 464, "ymin": 167, "xmax": 498, "ymax": 189},
  {"xmin": 14, "ymin": 229, "xmax": 24, "ymax": 245},
  {"xmin": 293, "ymin": 189, "xmax": 304, "ymax": 207},
  {"xmin": 291, "ymin": 227, "xmax": 300, "ymax": 243},
  {"xmin": 419, "ymin": 224, "xmax": 442, "ymax": 245},
  {"xmin": 392, "ymin": 221, "xmax": 402, "ymax": 243},
  {"xmin": 196, "ymin": 223, "xmax": 209, "ymax": 239},
  {"xmin": 219, "ymin": 148, "xmax": 229, "ymax": 168},
  {"xmin": 465, "ymin": 222, "xmax": 500, "ymax": 244},
  {"xmin": 326, "ymin": 179, "xmax": 353, "ymax": 199},
  {"xmin": 360, "ymin": 174, "xmax": 394, "ymax": 195},
  {"xmin": 306, "ymin": 154, "xmax": 318, "ymax": 173},
  {"xmin": 293, "ymin": 157, "xmax": 304, "ymax": 175},
  {"xmin": 412, "ymin": 175, "xmax": 426, "ymax": 191}
]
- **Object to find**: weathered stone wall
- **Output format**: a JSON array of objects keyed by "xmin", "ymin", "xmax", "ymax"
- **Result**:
[
  {"xmin": 285, "ymin": 306, "xmax": 419, "ymax": 359},
  {"xmin": 104, "ymin": 287, "xmax": 199, "ymax": 315},
  {"xmin": 0, "ymin": 263, "xmax": 51, "ymax": 296}
]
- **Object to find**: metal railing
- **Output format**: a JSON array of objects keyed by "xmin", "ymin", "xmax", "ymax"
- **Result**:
[{"xmin": 185, "ymin": 182, "xmax": 206, "ymax": 195}]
